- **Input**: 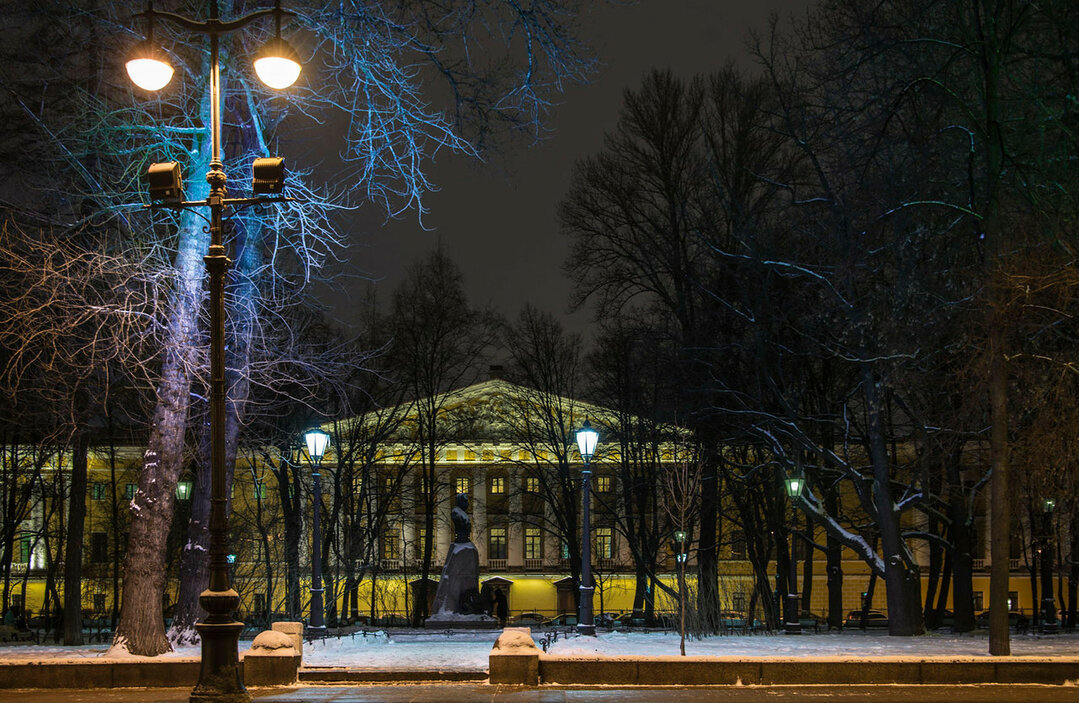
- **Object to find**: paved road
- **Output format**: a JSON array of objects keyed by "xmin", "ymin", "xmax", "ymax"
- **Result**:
[{"xmin": 0, "ymin": 685, "xmax": 1077, "ymax": 703}]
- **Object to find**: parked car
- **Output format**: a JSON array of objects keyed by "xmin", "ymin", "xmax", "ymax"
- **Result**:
[
  {"xmin": 975, "ymin": 610, "xmax": 1028, "ymax": 631},
  {"xmin": 512, "ymin": 612, "xmax": 548, "ymax": 627},
  {"xmin": 844, "ymin": 609, "xmax": 889, "ymax": 629},
  {"xmin": 548, "ymin": 613, "xmax": 578, "ymax": 627}
]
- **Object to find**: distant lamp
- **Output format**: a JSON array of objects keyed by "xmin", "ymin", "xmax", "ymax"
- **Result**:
[
  {"xmin": 252, "ymin": 157, "xmax": 286, "ymax": 194},
  {"xmin": 784, "ymin": 476, "xmax": 804, "ymax": 499},
  {"xmin": 176, "ymin": 481, "xmax": 192, "ymax": 500},
  {"xmin": 305, "ymin": 428, "xmax": 330, "ymax": 464},
  {"xmin": 146, "ymin": 161, "xmax": 183, "ymax": 201},
  {"xmin": 1042, "ymin": 498, "xmax": 1056, "ymax": 513},
  {"xmin": 126, "ymin": 41, "xmax": 174, "ymax": 91},
  {"xmin": 674, "ymin": 530, "xmax": 687, "ymax": 543},
  {"xmin": 253, "ymin": 37, "xmax": 302, "ymax": 89},
  {"xmin": 576, "ymin": 420, "xmax": 599, "ymax": 461}
]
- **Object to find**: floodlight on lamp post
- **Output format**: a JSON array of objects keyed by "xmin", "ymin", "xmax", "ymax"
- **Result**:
[
  {"xmin": 575, "ymin": 420, "xmax": 600, "ymax": 636},
  {"xmin": 304, "ymin": 428, "xmax": 331, "ymax": 633},
  {"xmin": 125, "ymin": 1, "xmax": 300, "ymax": 700},
  {"xmin": 783, "ymin": 475, "xmax": 804, "ymax": 635}
]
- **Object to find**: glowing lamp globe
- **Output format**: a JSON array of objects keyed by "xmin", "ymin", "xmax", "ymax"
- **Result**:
[
  {"xmin": 576, "ymin": 420, "xmax": 599, "ymax": 462},
  {"xmin": 784, "ymin": 476, "xmax": 804, "ymax": 499},
  {"xmin": 126, "ymin": 42, "xmax": 174, "ymax": 91},
  {"xmin": 254, "ymin": 38, "xmax": 301, "ymax": 89},
  {"xmin": 304, "ymin": 428, "xmax": 330, "ymax": 464}
]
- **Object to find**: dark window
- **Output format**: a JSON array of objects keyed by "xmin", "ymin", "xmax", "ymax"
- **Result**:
[
  {"xmin": 90, "ymin": 532, "xmax": 108, "ymax": 563},
  {"xmin": 125, "ymin": 483, "xmax": 137, "ymax": 500},
  {"xmin": 489, "ymin": 527, "xmax": 508, "ymax": 560}
]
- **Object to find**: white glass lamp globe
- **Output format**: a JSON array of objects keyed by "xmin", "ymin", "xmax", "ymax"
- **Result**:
[
  {"xmin": 126, "ymin": 43, "xmax": 174, "ymax": 91},
  {"xmin": 254, "ymin": 38, "xmax": 301, "ymax": 89}
]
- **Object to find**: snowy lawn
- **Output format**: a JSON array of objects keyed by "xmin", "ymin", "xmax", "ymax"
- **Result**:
[{"xmin": 0, "ymin": 629, "xmax": 1076, "ymax": 671}]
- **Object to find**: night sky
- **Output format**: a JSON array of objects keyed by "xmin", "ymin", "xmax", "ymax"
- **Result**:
[{"xmin": 337, "ymin": 0, "xmax": 814, "ymax": 335}]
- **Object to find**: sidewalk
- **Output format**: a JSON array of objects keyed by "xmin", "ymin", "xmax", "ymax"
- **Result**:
[{"xmin": 1, "ymin": 684, "xmax": 1078, "ymax": 703}]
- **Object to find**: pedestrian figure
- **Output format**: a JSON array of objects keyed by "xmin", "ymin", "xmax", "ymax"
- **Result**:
[{"xmin": 494, "ymin": 588, "xmax": 508, "ymax": 627}]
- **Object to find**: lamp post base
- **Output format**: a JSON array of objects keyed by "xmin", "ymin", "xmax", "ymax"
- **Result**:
[
  {"xmin": 190, "ymin": 619, "xmax": 248, "ymax": 703},
  {"xmin": 784, "ymin": 593, "xmax": 802, "ymax": 635}
]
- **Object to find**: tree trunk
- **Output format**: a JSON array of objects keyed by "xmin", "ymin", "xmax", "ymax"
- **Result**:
[
  {"xmin": 864, "ymin": 367, "xmax": 923, "ymax": 636},
  {"xmin": 695, "ymin": 447, "xmax": 719, "ymax": 633},
  {"xmin": 824, "ymin": 483, "xmax": 843, "ymax": 630},
  {"xmin": 113, "ymin": 131, "xmax": 211, "ymax": 655},
  {"xmin": 63, "ymin": 433, "xmax": 88, "ymax": 645}
]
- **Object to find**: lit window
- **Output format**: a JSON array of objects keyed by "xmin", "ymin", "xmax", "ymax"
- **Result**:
[
  {"xmin": 489, "ymin": 527, "xmax": 508, "ymax": 560},
  {"xmin": 595, "ymin": 476, "xmax": 611, "ymax": 492},
  {"xmin": 595, "ymin": 527, "xmax": 613, "ymax": 559},
  {"xmin": 253, "ymin": 481, "xmax": 265, "ymax": 500},
  {"xmin": 91, "ymin": 483, "xmax": 108, "ymax": 501},
  {"xmin": 125, "ymin": 483, "xmax": 137, "ymax": 500},
  {"xmin": 524, "ymin": 528, "xmax": 542, "ymax": 560},
  {"xmin": 16, "ymin": 536, "xmax": 32, "ymax": 563},
  {"xmin": 176, "ymin": 481, "xmax": 192, "ymax": 500},
  {"xmin": 525, "ymin": 476, "xmax": 540, "ymax": 493},
  {"xmin": 560, "ymin": 541, "xmax": 570, "ymax": 560},
  {"xmin": 455, "ymin": 476, "xmax": 471, "ymax": 495},
  {"xmin": 489, "ymin": 476, "xmax": 505, "ymax": 494}
]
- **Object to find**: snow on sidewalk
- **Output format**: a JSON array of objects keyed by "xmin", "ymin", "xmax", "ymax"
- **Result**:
[{"xmin": 0, "ymin": 629, "xmax": 1076, "ymax": 671}]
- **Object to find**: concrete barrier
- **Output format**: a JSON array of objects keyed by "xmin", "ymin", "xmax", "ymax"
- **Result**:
[
  {"xmin": 489, "ymin": 629, "xmax": 1079, "ymax": 687},
  {"xmin": 271, "ymin": 621, "xmax": 304, "ymax": 658},
  {"xmin": 243, "ymin": 630, "xmax": 301, "ymax": 686},
  {"xmin": 0, "ymin": 659, "xmax": 202, "ymax": 688},
  {"xmin": 488, "ymin": 627, "xmax": 540, "ymax": 685}
]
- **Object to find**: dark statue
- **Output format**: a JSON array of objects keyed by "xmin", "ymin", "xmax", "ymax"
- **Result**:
[{"xmin": 451, "ymin": 492, "xmax": 471, "ymax": 543}]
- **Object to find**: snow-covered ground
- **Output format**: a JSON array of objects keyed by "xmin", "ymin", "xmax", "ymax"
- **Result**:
[{"xmin": 1, "ymin": 629, "xmax": 1076, "ymax": 671}]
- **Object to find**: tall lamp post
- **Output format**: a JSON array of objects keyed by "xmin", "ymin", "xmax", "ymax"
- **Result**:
[
  {"xmin": 126, "ymin": 3, "xmax": 301, "ymax": 700},
  {"xmin": 576, "ymin": 420, "xmax": 600, "ymax": 636},
  {"xmin": 783, "ymin": 475, "xmax": 804, "ymax": 635},
  {"xmin": 304, "ymin": 428, "xmax": 331, "ymax": 633},
  {"xmin": 1040, "ymin": 497, "xmax": 1057, "ymax": 631}
]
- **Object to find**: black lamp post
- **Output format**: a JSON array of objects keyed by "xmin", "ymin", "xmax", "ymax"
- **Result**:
[
  {"xmin": 126, "ymin": 3, "xmax": 300, "ymax": 700},
  {"xmin": 304, "ymin": 428, "xmax": 331, "ymax": 633},
  {"xmin": 576, "ymin": 420, "xmax": 599, "ymax": 636},
  {"xmin": 783, "ymin": 476, "xmax": 804, "ymax": 635},
  {"xmin": 1040, "ymin": 497, "xmax": 1057, "ymax": 630},
  {"xmin": 673, "ymin": 530, "xmax": 688, "ymax": 631}
]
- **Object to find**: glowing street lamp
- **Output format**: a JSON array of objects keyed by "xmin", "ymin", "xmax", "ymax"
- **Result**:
[
  {"xmin": 576, "ymin": 420, "xmax": 600, "ymax": 636},
  {"xmin": 304, "ymin": 428, "xmax": 331, "ymax": 633},
  {"xmin": 783, "ymin": 474, "xmax": 804, "ymax": 635},
  {"xmin": 126, "ymin": 1, "xmax": 301, "ymax": 700}
]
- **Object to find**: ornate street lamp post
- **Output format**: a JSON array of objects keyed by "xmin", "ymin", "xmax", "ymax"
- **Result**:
[
  {"xmin": 783, "ymin": 475, "xmax": 804, "ymax": 635},
  {"xmin": 304, "ymin": 428, "xmax": 331, "ymax": 633},
  {"xmin": 126, "ymin": 2, "xmax": 301, "ymax": 700},
  {"xmin": 1040, "ymin": 497, "xmax": 1057, "ymax": 631},
  {"xmin": 576, "ymin": 420, "xmax": 600, "ymax": 636}
]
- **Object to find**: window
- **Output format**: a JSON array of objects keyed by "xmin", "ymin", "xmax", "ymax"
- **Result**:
[
  {"xmin": 90, "ymin": 532, "xmax": 108, "ymax": 563},
  {"xmin": 125, "ymin": 483, "xmax": 137, "ymax": 500},
  {"xmin": 415, "ymin": 529, "xmax": 427, "ymax": 560},
  {"xmin": 729, "ymin": 528, "xmax": 747, "ymax": 560},
  {"xmin": 525, "ymin": 476, "xmax": 540, "ymax": 493},
  {"xmin": 176, "ymin": 481, "xmax": 192, "ymax": 500},
  {"xmin": 254, "ymin": 593, "xmax": 267, "ymax": 616},
  {"xmin": 16, "ymin": 536, "xmax": 31, "ymax": 564},
  {"xmin": 489, "ymin": 527, "xmax": 508, "ymax": 560},
  {"xmin": 93, "ymin": 593, "xmax": 106, "ymax": 613},
  {"xmin": 91, "ymin": 483, "xmax": 107, "ymax": 501},
  {"xmin": 455, "ymin": 476, "xmax": 471, "ymax": 495},
  {"xmin": 595, "ymin": 475, "xmax": 611, "ymax": 493},
  {"xmin": 1008, "ymin": 591, "xmax": 1019, "ymax": 611},
  {"xmin": 253, "ymin": 480, "xmax": 265, "ymax": 500},
  {"xmin": 560, "ymin": 541, "xmax": 570, "ymax": 560},
  {"xmin": 445, "ymin": 449, "xmax": 458, "ymax": 462},
  {"xmin": 385, "ymin": 533, "xmax": 400, "ymax": 560},
  {"xmin": 524, "ymin": 528, "xmax": 542, "ymax": 560},
  {"xmin": 973, "ymin": 592, "xmax": 984, "ymax": 611},
  {"xmin": 595, "ymin": 527, "xmax": 613, "ymax": 559},
  {"xmin": 489, "ymin": 476, "xmax": 505, "ymax": 494}
]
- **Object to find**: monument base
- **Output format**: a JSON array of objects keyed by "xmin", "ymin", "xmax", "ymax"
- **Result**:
[{"xmin": 424, "ymin": 612, "xmax": 500, "ymax": 630}]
